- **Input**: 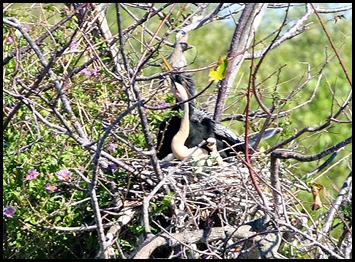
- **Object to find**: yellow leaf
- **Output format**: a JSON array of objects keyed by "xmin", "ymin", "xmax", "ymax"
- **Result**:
[
  {"xmin": 208, "ymin": 56, "xmax": 228, "ymax": 81},
  {"xmin": 208, "ymin": 70, "xmax": 224, "ymax": 81}
]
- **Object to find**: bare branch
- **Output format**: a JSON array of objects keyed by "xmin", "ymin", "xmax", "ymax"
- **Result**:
[{"xmin": 271, "ymin": 136, "xmax": 351, "ymax": 162}]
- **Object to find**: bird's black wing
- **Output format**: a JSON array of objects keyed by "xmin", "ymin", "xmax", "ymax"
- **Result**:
[
  {"xmin": 156, "ymin": 113, "xmax": 181, "ymax": 159},
  {"xmin": 156, "ymin": 106, "xmax": 217, "ymax": 160},
  {"xmin": 189, "ymin": 105, "xmax": 212, "ymax": 122},
  {"xmin": 189, "ymin": 106, "xmax": 240, "ymax": 143}
]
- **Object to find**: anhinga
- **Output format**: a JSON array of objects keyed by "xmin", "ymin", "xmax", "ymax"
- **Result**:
[
  {"xmin": 167, "ymin": 30, "xmax": 190, "ymax": 69},
  {"xmin": 156, "ymin": 80, "xmax": 246, "ymax": 161},
  {"xmin": 164, "ymin": 30, "xmax": 196, "ymax": 100},
  {"xmin": 157, "ymin": 30, "xmax": 244, "ymax": 160},
  {"xmin": 156, "ymin": 79, "xmax": 282, "ymax": 161},
  {"xmin": 156, "ymin": 30, "xmax": 281, "ymax": 161}
]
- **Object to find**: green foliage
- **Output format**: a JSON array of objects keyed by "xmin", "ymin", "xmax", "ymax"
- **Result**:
[{"xmin": 150, "ymin": 193, "xmax": 174, "ymax": 215}]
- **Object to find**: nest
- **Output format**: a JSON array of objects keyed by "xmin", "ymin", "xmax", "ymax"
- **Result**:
[
  {"xmin": 108, "ymin": 155, "xmax": 280, "ymax": 259},
  {"xmin": 159, "ymin": 160, "xmax": 267, "ymax": 226},
  {"xmin": 99, "ymin": 152, "xmax": 351, "ymax": 259}
]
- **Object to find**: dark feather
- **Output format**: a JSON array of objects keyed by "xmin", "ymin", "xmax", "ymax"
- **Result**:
[{"xmin": 156, "ymin": 104, "xmax": 245, "ymax": 160}]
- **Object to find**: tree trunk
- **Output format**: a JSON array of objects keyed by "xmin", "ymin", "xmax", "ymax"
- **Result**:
[{"xmin": 213, "ymin": 3, "xmax": 267, "ymax": 122}]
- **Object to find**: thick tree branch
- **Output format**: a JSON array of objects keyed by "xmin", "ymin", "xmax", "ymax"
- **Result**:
[{"xmin": 213, "ymin": 3, "xmax": 267, "ymax": 123}]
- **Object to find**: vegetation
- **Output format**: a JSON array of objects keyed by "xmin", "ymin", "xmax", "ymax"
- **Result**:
[{"xmin": 3, "ymin": 3, "xmax": 352, "ymax": 259}]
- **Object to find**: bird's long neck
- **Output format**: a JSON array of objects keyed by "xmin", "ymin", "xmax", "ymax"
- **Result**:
[
  {"xmin": 170, "ymin": 81, "xmax": 211, "ymax": 161},
  {"xmin": 178, "ymin": 100, "xmax": 190, "ymax": 140},
  {"xmin": 172, "ymin": 100, "xmax": 190, "ymax": 148},
  {"xmin": 170, "ymin": 100, "xmax": 213, "ymax": 161},
  {"xmin": 171, "ymin": 100, "xmax": 190, "ymax": 159}
]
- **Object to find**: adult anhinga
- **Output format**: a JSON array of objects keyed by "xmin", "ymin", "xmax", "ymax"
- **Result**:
[
  {"xmin": 156, "ymin": 31, "xmax": 281, "ymax": 161},
  {"xmin": 156, "ymin": 80, "xmax": 281, "ymax": 161},
  {"xmin": 157, "ymin": 30, "xmax": 244, "ymax": 160},
  {"xmin": 156, "ymin": 87, "xmax": 246, "ymax": 161}
]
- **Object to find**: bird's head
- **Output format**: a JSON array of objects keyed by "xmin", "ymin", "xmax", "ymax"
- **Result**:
[
  {"xmin": 174, "ymin": 30, "xmax": 192, "ymax": 51},
  {"xmin": 171, "ymin": 74, "xmax": 196, "ymax": 100},
  {"xmin": 175, "ymin": 30, "xmax": 188, "ymax": 43},
  {"xmin": 179, "ymin": 42, "xmax": 193, "ymax": 51},
  {"xmin": 170, "ymin": 79, "xmax": 189, "ymax": 102}
]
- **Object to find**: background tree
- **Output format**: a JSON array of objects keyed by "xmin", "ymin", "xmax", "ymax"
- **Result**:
[{"xmin": 3, "ymin": 3, "xmax": 352, "ymax": 259}]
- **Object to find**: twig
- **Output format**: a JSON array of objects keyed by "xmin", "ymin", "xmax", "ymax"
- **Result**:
[
  {"xmin": 320, "ymin": 172, "xmax": 352, "ymax": 236},
  {"xmin": 311, "ymin": 3, "xmax": 352, "ymax": 86},
  {"xmin": 271, "ymin": 136, "xmax": 351, "ymax": 162}
]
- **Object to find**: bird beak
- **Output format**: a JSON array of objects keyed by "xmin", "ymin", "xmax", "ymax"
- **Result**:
[{"xmin": 183, "ymin": 43, "xmax": 193, "ymax": 51}]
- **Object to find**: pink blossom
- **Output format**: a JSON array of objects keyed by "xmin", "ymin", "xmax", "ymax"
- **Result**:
[
  {"xmin": 22, "ymin": 24, "xmax": 30, "ymax": 31},
  {"xmin": 44, "ymin": 184, "xmax": 58, "ymax": 192},
  {"xmin": 70, "ymin": 40, "xmax": 78, "ymax": 51},
  {"xmin": 92, "ymin": 67, "xmax": 99, "ymax": 77},
  {"xmin": 158, "ymin": 102, "xmax": 168, "ymax": 109},
  {"xmin": 57, "ymin": 169, "xmax": 72, "ymax": 181},
  {"xmin": 7, "ymin": 37, "xmax": 14, "ymax": 43},
  {"xmin": 107, "ymin": 143, "xmax": 117, "ymax": 151},
  {"xmin": 4, "ymin": 206, "xmax": 16, "ymax": 218},
  {"xmin": 79, "ymin": 68, "xmax": 92, "ymax": 76},
  {"xmin": 25, "ymin": 169, "xmax": 39, "ymax": 181},
  {"xmin": 78, "ymin": 68, "xmax": 99, "ymax": 78}
]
